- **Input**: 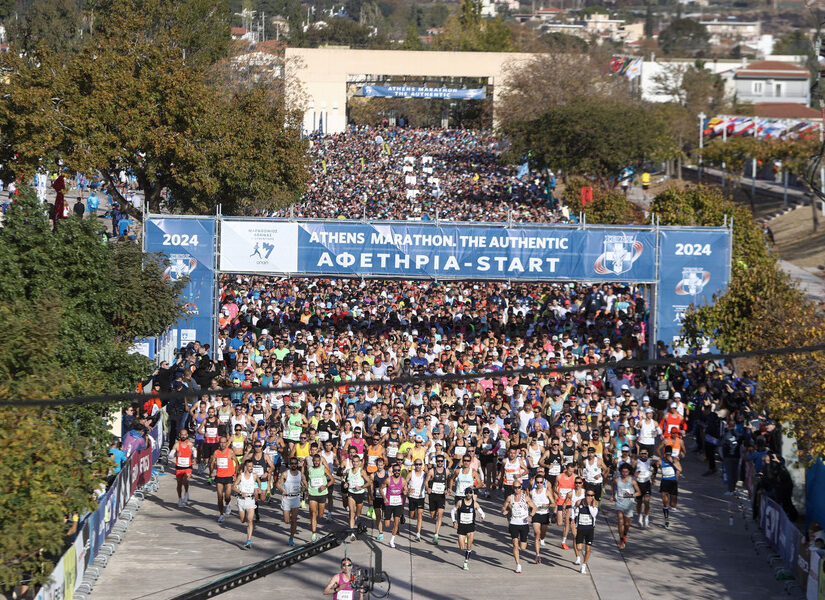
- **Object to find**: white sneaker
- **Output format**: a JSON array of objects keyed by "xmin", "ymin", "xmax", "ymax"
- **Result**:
[
  {"xmin": 515, "ymin": 564, "xmax": 522, "ymax": 574},
  {"xmin": 574, "ymin": 555, "xmax": 581, "ymax": 565},
  {"xmin": 415, "ymin": 533, "xmax": 421, "ymax": 542},
  {"xmin": 218, "ymin": 514, "xmax": 225, "ymax": 523},
  {"xmin": 644, "ymin": 514, "xmax": 650, "ymax": 528},
  {"xmin": 540, "ymin": 539, "xmax": 545, "ymax": 547},
  {"xmin": 581, "ymin": 564, "xmax": 587, "ymax": 574},
  {"xmin": 178, "ymin": 498, "xmax": 184, "ymax": 508},
  {"xmin": 224, "ymin": 505, "xmax": 231, "ymax": 516},
  {"xmin": 390, "ymin": 537, "xmax": 396, "ymax": 549},
  {"xmin": 183, "ymin": 492, "xmax": 190, "ymax": 505},
  {"xmin": 638, "ymin": 514, "xmax": 644, "ymax": 527},
  {"xmin": 312, "ymin": 533, "xmax": 318, "ymax": 542}
]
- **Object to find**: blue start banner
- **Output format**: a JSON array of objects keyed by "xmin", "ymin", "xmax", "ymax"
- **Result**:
[
  {"xmin": 656, "ymin": 229, "xmax": 731, "ymax": 350},
  {"xmin": 361, "ymin": 85, "xmax": 486, "ymax": 100},
  {"xmin": 145, "ymin": 218, "xmax": 216, "ymax": 349},
  {"xmin": 219, "ymin": 220, "xmax": 659, "ymax": 282}
]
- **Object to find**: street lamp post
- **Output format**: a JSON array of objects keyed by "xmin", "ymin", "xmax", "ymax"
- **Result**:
[{"xmin": 698, "ymin": 112, "xmax": 706, "ymax": 182}]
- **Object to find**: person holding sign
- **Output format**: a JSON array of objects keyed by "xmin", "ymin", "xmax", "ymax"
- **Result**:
[
  {"xmin": 169, "ymin": 429, "xmax": 196, "ymax": 508},
  {"xmin": 323, "ymin": 558, "xmax": 362, "ymax": 600}
]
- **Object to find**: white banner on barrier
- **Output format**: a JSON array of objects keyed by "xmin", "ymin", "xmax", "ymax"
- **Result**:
[{"xmin": 219, "ymin": 221, "xmax": 299, "ymax": 274}]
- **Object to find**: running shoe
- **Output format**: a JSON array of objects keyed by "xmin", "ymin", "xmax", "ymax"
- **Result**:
[
  {"xmin": 664, "ymin": 520, "xmax": 670, "ymax": 529},
  {"xmin": 539, "ymin": 539, "xmax": 545, "ymax": 547},
  {"xmin": 638, "ymin": 514, "xmax": 644, "ymax": 527},
  {"xmin": 244, "ymin": 540, "xmax": 252, "ymax": 550},
  {"xmin": 178, "ymin": 498, "xmax": 184, "ymax": 508},
  {"xmin": 207, "ymin": 476, "xmax": 213, "ymax": 485},
  {"xmin": 415, "ymin": 533, "xmax": 421, "ymax": 542},
  {"xmin": 515, "ymin": 564, "xmax": 522, "ymax": 574},
  {"xmin": 575, "ymin": 555, "xmax": 581, "ymax": 565},
  {"xmin": 561, "ymin": 542, "xmax": 569, "ymax": 550},
  {"xmin": 580, "ymin": 564, "xmax": 587, "ymax": 574},
  {"xmin": 376, "ymin": 533, "xmax": 384, "ymax": 541},
  {"xmin": 288, "ymin": 537, "xmax": 295, "ymax": 547},
  {"xmin": 644, "ymin": 515, "xmax": 650, "ymax": 528},
  {"xmin": 218, "ymin": 515, "xmax": 225, "ymax": 523},
  {"xmin": 390, "ymin": 538, "xmax": 396, "ymax": 549},
  {"xmin": 312, "ymin": 533, "xmax": 318, "ymax": 542},
  {"xmin": 224, "ymin": 505, "xmax": 231, "ymax": 515},
  {"xmin": 367, "ymin": 507, "xmax": 375, "ymax": 519},
  {"xmin": 300, "ymin": 501, "xmax": 307, "ymax": 510},
  {"xmin": 463, "ymin": 561, "xmax": 469, "ymax": 571},
  {"xmin": 184, "ymin": 492, "xmax": 190, "ymax": 505},
  {"xmin": 535, "ymin": 555, "xmax": 541, "ymax": 564},
  {"xmin": 433, "ymin": 534, "xmax": 438, "ymax": 544}
]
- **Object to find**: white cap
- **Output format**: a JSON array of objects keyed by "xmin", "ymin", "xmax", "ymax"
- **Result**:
[
  {"xmin": 674, "ymin": 392, "xmax": 681, "ymax": 398},
  {"xmin": 621, "ymin": 384, "xmax": 629, "ymax": 390},
  {"xmin": 603, "ymin": 338, "xmax": 610, "ymax": 344},
  {"xmin": 645, "ymin": 407, "xmax": 654, "ymax": 413},
  {"xmin": 642, "ymin": 395, "xmax": 650, "ymax": 402},
  {"xmin": 670, "ymin": 402, "xmax": 678, "ymax": 408},
  {"xmin": 261, "ymin": 329, "xmax": 269, "ymax": 335}
]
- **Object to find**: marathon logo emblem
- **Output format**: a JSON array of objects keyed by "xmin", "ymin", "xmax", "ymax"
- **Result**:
[
  {"xmin": 593, "ymin": 234, "xmax": 643, "ymax": 275},
  {"xmin": 675, "ymin": 267, "xmax": 711, "ymax": 296},
  {"xmin": 164, "ymin": 255, "xmax": 197, "ymax": 281}
]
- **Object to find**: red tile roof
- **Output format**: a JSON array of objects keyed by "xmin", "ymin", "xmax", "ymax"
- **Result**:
[
  {"xmin": 753, "ymin": 102, "xmax": 822, "ymax": 119},
  {"xmin": 736, "ymin": 60, "xmax": 810, "ymax": 79}
]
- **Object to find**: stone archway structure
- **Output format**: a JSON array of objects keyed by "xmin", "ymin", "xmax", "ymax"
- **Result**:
[{"xmin": 285, "ymin": 47, "xmax": 534, "ymax": 134}]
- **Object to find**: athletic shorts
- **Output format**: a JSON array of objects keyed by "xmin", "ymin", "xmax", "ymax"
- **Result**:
[
  {"xmin": 457, "ymin": 523, "xmax": 475, "ymax": 536},
  {"xmin": 175, "ymin": 468, "xmax": 192, "ymax": 479},
  {"xmin": 409, "ymin": 497, "xmax": 425, "ymax": 511},
  {"xmin": 575, "ymin": 528, "xmax": 594, "ymax": 546},
  {"xmin": 237, "ymin": 496, "xmax": 256, "ymax": 512},
  {"xmin": 202, "ymin": 442, "xmax": 218, "ymax": 460},
  {"xmin": 216, "ymin": 476, "xmax": 234, "ymax": 486},
  {"xmin": 372, "ymin": 495, "xmax": 385, "ymax": 509},
  {"xmin": 282, "ymin": 495, "xmax": 300, "ymax": 511},
  {"xmin": 660, "ymin": 480, "xmax": 678, "ymax": 496},
  {"xmin": 386, "ymin": 505, "xmax": 404, "ymax": 519},
  {"xmin": 349, "ymin": 491, "xmax": 367, "ymax": 505},
  {"xmin": 638, "ymin": 443, "xmax": 655, "ymax": 455},
  {"xmin": 503, "ymin": 484, "xmax": 515, "ymax": 497},
  {"xmin": 429, "ymin": 494, "xmax": 446, "ymax": 512},
  {"xmin": 585, "ymin": 482, "xmax": 603, "ymax": 501},
  {"xmin": 556, "ymin": 503, "xmax": 571, "ymax": 513},
  {"xmin": 532, "ymin": 512, "xmax": 550, "ymax": 525},
  {"xmin": 308, "ymin": 494, "xmax": 326, "ymax": 504},
  {"xmin": 508, "ymin": 523, "xmax": 530, "ymax": 543},
  {"xmin": 637, "ymin": 480, "xmax": 652, "ymax": 497}
]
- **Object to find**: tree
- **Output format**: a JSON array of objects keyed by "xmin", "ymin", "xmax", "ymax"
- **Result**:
[
  {"xmin": 651, "ymin": 185, "xmax": 825, "ymax": 460},
  {"xmin": 504, "ymin": 98, "xmax": 676, "ymax": 188},
  {"xmin": 644, "ymin": 2, "xmax": 655, "ymax": 38},
  {"xmin": 773, "ymin": 30, "xmax": 812, "ymax": 56},
  {"xmin": 0, "ymin": 0, "xmax": 309, "ymax": 218},
  {"xmin": 0, "ymin": 188, "xmax": 187, "ymax": 590},
  {"xmin": 304, "ymin": 17, "xmax": 387, "ymax": 47},
  {"xmin": 658, "ymin": 18, "xmax": 709, "ymax": 56},
  {"xmin": 562, "ymin": 178, "xmax": 641, "ymax": 224},
  {"xmin": 433, "ymin": 0, "xmax": 513, "ymax": 52},
  {"xmin": 7, "ymin": 0, "xmax": 85, "ymax": 55},
  {"xmin": 498, "ymin": 46, "xmax": 627, "ymax": 125},
  {"xmin": 401, "ymin": 23, "xmax": 424, "ymax": 50}
]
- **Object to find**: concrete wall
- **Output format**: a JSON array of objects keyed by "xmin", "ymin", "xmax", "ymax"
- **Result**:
[{"xmin": 285, "ymin": 47, "xmax": 535, "ymax": 134}]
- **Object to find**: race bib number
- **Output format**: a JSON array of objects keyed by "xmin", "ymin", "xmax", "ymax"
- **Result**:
[
  {"xmin": 460, "ymin": 512, "xmax": 473, "ymax": 524},
  {"xmin": 311, "ymin": 477, "xmax": 325, "ymax": 488},
  {"xmin": 253, "ymin": 466, "xmax": 264, "ymax": 476},
  {"xmin": 482, "ymin": 443, "xmax": 492, "ymax": 451},
  {"xmin": 662, "ymin": 466, "xmax": 676, "ymax": 478},
  {"xmin": 368, "ymin": 455, "xmax": 377, "ymax": 466},
  {"xmin": 380, "ymin": 426, "xmax": 390, "ymax": 436},
  {"xmin": 232, "ymin": 441, "xmax": 244, "ymax": 450},
  {"xmin": 388, "ymin": 495, "xmax": 402, "ymax": 506},
  {"xmin": 455, "ymin": 446, "xmax": 467, "ymax": 456},
  {"xmin": 216, "ymin": 457, "xmax": 229, "ymax": 469},
  {"xmin": 337, "ymin": 591, "xmax": 353, "ymax": 600},
  {"xmin": 536, "ymin": 503, "xmax": 549, "ymax": 514},
  {"xmin": 512, "ymin": 505, "xmax": 528, "ymax": 520},
  {"xmin": 559, "ymin": 488, "xmax": 572, "ymax": 498},
  {"xmin": 636, "ymin": 472, "xmax": 650, "ymax": 483},
  {"xmin": 468, "ymin": 425, "xmax": 477, "ymax": 434},
  {"xmin": 578, "ymin": 514, "xmax": 593, "ymax": 526},
  {"xmin": 319, "ymin": 431, "xmax": 329, "ymax": 441},
  {"xmin": 206, "ymin": 427, "xmax": 218, "ymax": 438},
  {"xmin": 671, "ymin": 449, "xmax": 680, "ymax": 458},
  {"xmin": 387, "ymin": 446, "xmax": 398, "ymax": 458},
  {"xmin": 431, "ymin": 482, "xmax": 445, "ymax": 494},
  {"xmin": 219, "ymin": 414, "xmax": 230, "ymax": 423},
  {"xmin": 549, "ymin": 464, "xmax": 561, "ymax": 476},
  {"xmin": 176, "ymin": 457, "xmax": 190, "ymax": 467},
  {"xmin": 659, "ymin": 390, "xmax": 669, "ymax": 399}
]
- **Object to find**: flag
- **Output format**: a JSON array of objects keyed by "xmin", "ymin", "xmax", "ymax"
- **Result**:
[
  {"xmin": 625, "ymin": 58, "xmax": 642, "ymax": 81},
  {"xmin": 322, "ymin": 160, "xmax": 327, "ymax": 174}
]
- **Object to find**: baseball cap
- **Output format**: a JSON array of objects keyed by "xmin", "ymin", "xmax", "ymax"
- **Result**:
[
  {"xmin": 257, "ymin": 419, "xmax": 265, "ymax": 425},
  {"xmin": 670, "ymin": 402, "xmax": 678, "ymax": 408},
  {"xmin": 673, "ymin": 392, "xmax": 681, "ymax": 398},
  {"xmin": 415, "ymin": 435, "xmax": 424, "ymax": 442},
  {"xmin": 603, "ymin": 338, "xmax": 610, "ymax": 344},
  {"xmin": 621, "ymin": 384, "xmax": 629, "ymax": 390},
  {"xmin": 645, "ymin": 407, "xmax": 654, "ymax": 413}
]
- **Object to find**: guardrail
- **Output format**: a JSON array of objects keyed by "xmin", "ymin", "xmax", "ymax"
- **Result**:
[{"xmin": 34, "ymin": 423, "xmax": 166, "ymax": 600}]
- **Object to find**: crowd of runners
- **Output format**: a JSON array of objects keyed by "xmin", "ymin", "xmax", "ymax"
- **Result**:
[
  {"xmin": 274, "ymin": 127, "xmax": 560, "ymax": 222},
  {"xmin": 152, "ymin": 127, "xmax": 774, "ymax": 579}
]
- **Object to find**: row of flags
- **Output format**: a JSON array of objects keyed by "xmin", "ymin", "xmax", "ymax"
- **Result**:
[
  {"xmin": 609, "ymin": 56, "xmax": 642, "ymax": 81},
  {"xmin": 703, "ymin": 116, "xmax": 822, "ymax": 141}
]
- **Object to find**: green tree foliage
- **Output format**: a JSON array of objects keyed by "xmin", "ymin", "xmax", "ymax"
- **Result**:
[
  {"xmin": 304, "ymin": 17, "xmax": 388, "ymax": 47},
  {"xmin": 401, "ymin": 23, "xmax": 425, "ymax": 49},
  {"xmin": 562, "ymin": 178, "xmax": 640, "ymax": 224},
  {"xmin": 773, "ymin": 30, "xmax": 812, "ymax": 56},
  {"xmin": 0, "ymin": 0, "xmax": 309, "ymax": 218},
  {"xmin": 650, "ymin": 185, "xmax": 825, "ymax": 459},
  {"xmin": 658, "ymin": 18, "xmax": 709, "ymax": 56},
  {"xmin": 433, "ymin": 0, "xmax": 513, "ymax": 52},
  {"xmin": 504, "ymin": 99, "xmax": 676, "ymax": 188},
  {"xmin": 538, "ymin": 32, "xmax": 589, "ymax": 52},
  {"xmin": 0, "ymin": 188, "xmax": 187, "ymax": 589},
  {"xmin": 7, "ymin": 0, "xmax": 85, "ymax": 55}
]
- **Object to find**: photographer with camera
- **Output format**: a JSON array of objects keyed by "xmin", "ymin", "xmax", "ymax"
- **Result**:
[{"xmin": 323, "ymin": 558, "xmax": 363, "ymax": 600}]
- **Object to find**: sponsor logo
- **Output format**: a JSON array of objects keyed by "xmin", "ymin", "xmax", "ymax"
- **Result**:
[
  {"xmin": 164, "ymin": 254, "xmax": 197, "ymax": 281},
  {"xmin": 675, "ymin": 267, "xmax": 711, "ymax": 296},
  {"xmin": 593, "ymin": 234, "xmax": 644, "ymax": 275}
]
